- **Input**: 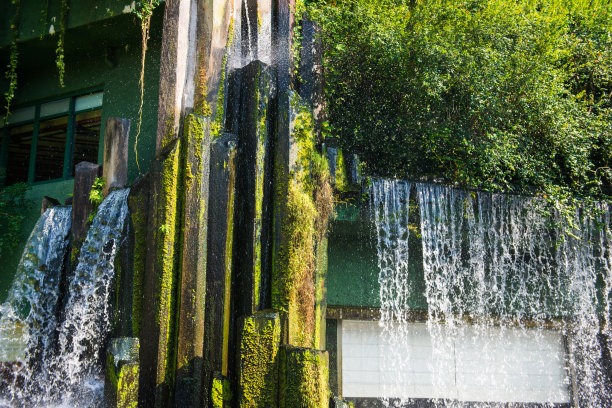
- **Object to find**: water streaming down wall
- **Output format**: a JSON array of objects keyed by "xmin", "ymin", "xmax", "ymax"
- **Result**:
[
  {"xmin": 371, "ymin": 178, "xmax": 612, "ymax": 407},
  {"xmin": 0, "ymin": 207, "xmax": 72, "ymax": 401},
  {"xmin": 0, "ymin": 189, "xmax": 130, "ymax": 407}
]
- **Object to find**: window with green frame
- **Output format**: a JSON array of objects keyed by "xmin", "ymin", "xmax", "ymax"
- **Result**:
[{"xmin": 0, "ymin": 90, "xmax": 104, "ymax": 187}]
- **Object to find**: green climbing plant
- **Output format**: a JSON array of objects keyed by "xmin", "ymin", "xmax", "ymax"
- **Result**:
[
  {"xmin": 56, "ymin": 0, "xmax": 68, "ymax": 87},
  {"xmin": 3, "ymin": 0, "xmax": 21, "ymax": 124},
  {"xmin": 133, "ymin": 0, "xmax": 162, "ymax": 173},
  {"xmin": 0, "ymin": 180, "xmax": 31, "ymax": 258},
  {"xmin": 88, "ymin": 177, "xmax": 106, "ymax": 222}
]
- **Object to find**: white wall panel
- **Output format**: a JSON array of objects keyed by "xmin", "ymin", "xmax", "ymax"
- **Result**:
[{"xmin": 341, "ymin": 320, "xmax": 570, "ymax": 403}]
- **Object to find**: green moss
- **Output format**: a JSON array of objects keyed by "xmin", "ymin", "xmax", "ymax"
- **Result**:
[
  {"xmin": 106, "ymin": 353, "xmax": 140, "ymax": 408},
  {"xmin": 212, "ymin": 376, "xmax": 232, "ymax": 408},
  {"xmin": 238, "ymin": 312, "xmax": 280, "ymax": 407},
  {"xmin": 334, "ymin": 149, "xmax": 348, "ymax": 192},
  {"xmin": 272, "ymin": 97, "xmax": 333, "ymax": 348},
  {"xmin": 128, "ymin": 192, "xmax": 148, "ymax": 337},
  {"xmin": 154, "ymin": 140, "xmax": 183, "ymax": 397},
  {"xmin": 279, "ymin": 346, "xmax": 329, "ymax": 408}
]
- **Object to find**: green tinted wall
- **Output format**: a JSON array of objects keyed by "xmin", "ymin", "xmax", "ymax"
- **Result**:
[{"xmin": 0, "ymin": 8, "xmax": 163, "ymax": 300}]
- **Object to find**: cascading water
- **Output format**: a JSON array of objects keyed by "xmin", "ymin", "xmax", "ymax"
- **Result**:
[
  {"xmin": 0, "ymin": 207, "xmax": 72, "ymax": 403},
  {"xmin": 371, "ymin": 178, "xmax": 612, "ymax": 407},
  {"xmin": 0, "ymin": 189, "xmax": 130, "ymax": 407}
]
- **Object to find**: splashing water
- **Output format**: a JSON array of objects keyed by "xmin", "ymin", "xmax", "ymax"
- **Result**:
[
  {"xmin": 1, "ymin": 189, "xmax": 130, "ymax": 407},
  {"xmin": 0, "ymin": 207, "xmax": 72, "ymax": 404},
  {"xmin": 371, "ymin": 179, "xmax": 612, "ymax": 407}
]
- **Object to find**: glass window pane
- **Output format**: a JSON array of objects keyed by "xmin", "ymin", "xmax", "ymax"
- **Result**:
[
  {"xmin": 75, "ymin": 92, "xmax": 103, "ymax": 112},
  {"xmin": 6, "ymin": 123, "xmax": 33, "ymax": 185},
  {"xmin": 73, "ymin": 109, "xmax": 102, "ymax": 172},
  {"xmin": 40, "ymin": 98, "xmax": 70, "ymax": 118},
  {"xmin": 6, "ymin": 106, "xmax": 36, "ymax": 126},
  {"xmin": 35, "ymin": 116, "xmax": 68, "ymax": 182}
]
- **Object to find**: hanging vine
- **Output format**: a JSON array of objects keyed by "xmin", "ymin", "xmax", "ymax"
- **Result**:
[
  {"xmin": 55, "ymin": 0, "xmax": 68, "ymax": 87},
  {"xmin": 134, "ymin": 0, "xmax": 161, "ymax": 174},
  {"xmin": 40, "ymin": 0, "xmax": 49, "ymax": 39},
  {"xmin": 3, "ymin": 0, "xmax": 21, "ymax": 124}
]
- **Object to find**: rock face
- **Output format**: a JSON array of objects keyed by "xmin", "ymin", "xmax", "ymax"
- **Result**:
[
  {"xmin": 99, "ymin": 0, "xmax": 332, "ymax": 406},
  {"xmin": 103, "ymin": 117, "xmax": 130, "ymax": 195},
  {"xmin": 71, "ymin": 161, "xmax": 101, "ymax": 244},
  {"xmin": 104, "ymin": 337, "xmax": 140, "ymax": 408}
]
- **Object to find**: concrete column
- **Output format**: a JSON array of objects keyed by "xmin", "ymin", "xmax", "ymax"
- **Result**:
[
  {"xmin": 102, "ymin": 117, "xmax": 130, "ymax": 196},
  {"xmin": 202, "ymin": 133, "xmax": 238, "ymax": 407},
  {"xmin": 174, "ymin": 114, "xmax": 212, "ymax": 408},
  {"xmin": 71, "ymin": 161, "xmax": 101, "ymax": 244}
]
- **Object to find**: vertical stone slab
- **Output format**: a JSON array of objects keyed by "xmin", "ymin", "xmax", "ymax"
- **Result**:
[
  {"xmin": 258, "ymin": 0, "xmax": 273, "ymax": 65},
  {"xmin": 299, "ymin": 19, "xmax": 325, "ymax": 142},
  {"xmin": 103, "ymin": 117, "xmax": 130, "ymax": 196},
  {"xmin": 139, "ymin": 140, "xmax": 183, "ymax": 408},
  {"xmin": 71, "ymin": 161, "xmax": 101, "ymax": 244},
  {"xmin": 273, "ymin": 0, "xmax": 296, "ymax": 93},
  {"xmin": 279, "ymin": 346, "xmax": 329, "ymax": 408},
  {"xmin": 203, "ymin": 133, "xmax": 237, "ymax": 407},
  {"xmin": 155, "ymin": 0, "xmax": 199, "ymax": 152},
  {"xmin": 271, "ymin": 90, "xmax": 300, "ymax": 337},
  {"xmin": 41, "ymin": 196, "xmax": 59, "ymax": 215},
  {"xmin": 313, "ymin": 236, "xmax": 327, "ymax": 350},
  {"xmin": 105, "ymin": 338, "xmax": 140, "ymax": 408},
  {"xmin": 234, "ymin": 60, "xmax": 276, "ymax": 318},
  {"xmin": 174, "ymin": 114, "xmax": 212, "ymax": 408},
  {"xmin": 127, "ymin": 174, "xmax": 151, "ymax": 338},
  {"xmin": 238, "ymin": 311, "xmax": 281, "ymax": 407}
]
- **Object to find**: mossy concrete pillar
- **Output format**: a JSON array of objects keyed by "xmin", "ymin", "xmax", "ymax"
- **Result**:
[
  {"xmin": 139, "ymin": 140, "xmax": 183, "ymax": 408},
  {"xmin": 235, "ymin": 60, "xmax": 277, "ymax": 317},
  {"xmin": 298, "ymin": 19, "xmax": 325, "ymax": 142},
  {"xmin": 279, "ymin": 345, "xmax": 329, "ymax": 408},
  {"xmin": 173, "ymin": 114, "xmax": 211, "ymax": 408},
  {"xmin": 314, "ymin": 237, "xmax": 327, "ymax": 350},
  {"xmin": 203, "ymin": 133, "xmax": 237, "ymax": 407},
  {"xmin": 105, "ymin": 337, "xmax": 140, "ymax": 408},
  {"xmin": 127, "ymin": 174, "xmax": 151, "ymax": 338},
  {"xmin": 72, "ymin": 161, "xmax": 101, "ymax": 244},
  {"xmin": 237, "ymin": 311, "xmax": 281, "ymax": 407},
  {"xmin": 102, "ymin": 117, "xmax": 130, "ymax": 196},
  {"xmin": 273, "ymin": 0, "xmax": 296, "ymax": 93}
]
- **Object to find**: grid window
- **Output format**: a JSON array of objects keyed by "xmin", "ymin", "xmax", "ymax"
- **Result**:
[{"xmin": 0, "ymin": 91, "xmax": 103, "ymax": 186}]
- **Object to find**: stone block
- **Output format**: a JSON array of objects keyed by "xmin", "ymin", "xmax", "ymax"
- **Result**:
[
  {"xmin": 234, "ymin": 60, "xmax": 277, "ymax": 317},
  {"xmin": 238, "ymin": 311, "xmax": 281, "ymax": 408},
  {"xmin": 103, "ymin": 117, "xmax": 130, "ymax": 195},
  {"xmin": 175, "ymin": 114, "xmax": 212, "ymax": 408},
  {"xmin": 138, "ymin": 140, "xmax": 183, "ymax": 408},
  {"xmin": 127, "ymin": 173, "xmax": 151, "ymax": 338},
  {"xmin": 203, "ymin": 133, "xmax": 237, "ymax": 407},
  {"xmin": 71, "ymin": 161, "xmax": 101, "ymax": 244},
  {"xmin": 105, "ymin": 337, "xmax": 140, "ymax": 408},
  {"xmin": 299, "ymin": 19, "xmax": 325, "ymax": 142},
  {"xmin": 41, "ymin": 196, "xmax": 60, "ymax": 215},
  {"xmin": 279, "ymin": 345, "xmax": 329, "ymax": 408},
  {"xmin": 330, "ymin": 396, "xmax": 351, "ymax": 408}
]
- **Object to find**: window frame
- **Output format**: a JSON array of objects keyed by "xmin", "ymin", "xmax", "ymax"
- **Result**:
[{"xmin": 0, "ymin": 88, "xmax": 104, "ymax": 186}]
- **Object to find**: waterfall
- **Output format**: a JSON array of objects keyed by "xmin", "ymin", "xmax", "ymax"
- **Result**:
[
  {"xmin": 372, "ymin": 179, "xmax": 612, "ymax": 407},
  {"xmin": 0, "ymin": 207, "xmax": 72, "ymax": 402},
  {"xmin": 0, "ymin": 189, "xmax": 130, "ymax": 407}
]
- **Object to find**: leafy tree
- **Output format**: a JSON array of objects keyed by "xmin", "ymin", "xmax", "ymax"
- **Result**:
[
  {"xmin": 0, "ymin": 178, "xmax": 31, "ymax": 257},
  {"xmin": 308, "ymin": 0, "xmax": 612, "ymax": 198}
]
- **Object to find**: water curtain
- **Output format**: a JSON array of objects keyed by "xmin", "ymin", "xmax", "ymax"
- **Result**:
[
  {"xmin": 372, "ymin": 179, "xmax": 612, "ymax": 407},
  {"xmin": 0, "ymin": 189, "xmax": 130, "ymax": 407}
]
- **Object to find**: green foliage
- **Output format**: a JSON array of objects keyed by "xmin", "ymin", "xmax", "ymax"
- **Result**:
[
  {"xmin": 308, "ymin": 0, "xmax": 612, "ymax": 199},
  {"xmin": 3, "ymin": 0, "xmax": 20, "ymax": 123},
  {"xmin": 56, "ymin": 0, "xmax": 68, "ymax": 87},
  {"xmin": 88, "ymin": 177, "xmax": 105, "ymax": 222},
  {"xmin": 0, "ymin": 181, "xmax": 31, "ymax": 258},
  {"xmin": 133, "ymin": 0, "xmax": 162, "ymax": 173}
]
